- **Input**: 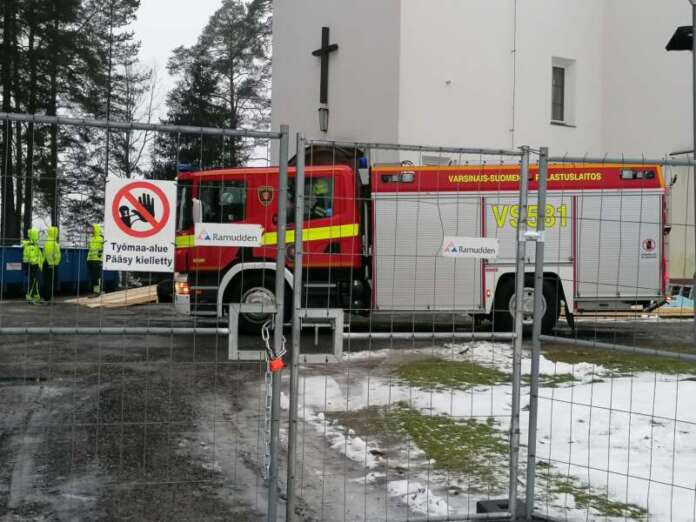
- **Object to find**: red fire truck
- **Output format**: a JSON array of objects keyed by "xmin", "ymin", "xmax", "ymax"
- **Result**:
[{"xmin": 174, "ymin": 160, "xmax": 668, "ymax": 333}]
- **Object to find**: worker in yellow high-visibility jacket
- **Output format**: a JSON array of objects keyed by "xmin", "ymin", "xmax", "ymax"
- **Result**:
[
  {"xmin": 87, "ymin": 224, "xmax": 104, "ymax": 295},
  {"xmin": 42, "ymin": 226, "xmax": 61, "ymax": 301},
  {"xmin": 21, "ymin": 234, "xmax": 31, "ymax": 297},
  {"xmin": 23, "ymin": 228, "xmax": 43, "ymax": 304},
  {"xmin": 309, "ymin": 178, "xmax": 332, "ymax": 219}
]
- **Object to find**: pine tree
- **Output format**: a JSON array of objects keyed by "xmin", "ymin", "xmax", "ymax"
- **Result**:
[
  {"xmin": 0, "ymin": 0, "xmax": 151, "ymax": 244},
  {"xmin": 1, "ymin": 0, "xmax": 20, "ymax": 244},
  {"xmin": 151, "ymin": 0, "xmax": 271, "ymax": 179},
  {"xmin": 58, "ymin": 0, "xmax": 152, "ymax": 240},
  {"xmin": 151, "ymin": 45, "xmax": 227, "ymax": 180}
]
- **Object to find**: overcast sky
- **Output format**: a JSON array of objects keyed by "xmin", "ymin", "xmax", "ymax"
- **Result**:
[{"xmin": 130, "ymin": 0, "xmax": 223, "ymax": 117}]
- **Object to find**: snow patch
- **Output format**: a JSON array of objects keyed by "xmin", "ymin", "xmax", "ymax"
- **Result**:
[
  {"xmin": 387, "ymin": 480, "xmax": 449, "ymax": 516},
  {"xmin": 302, "ymin": 410, "xmax": 381, "ymax": 469},
  {"xmin": 293, "ymin": 342, "xmax": 696, "ymax": 521}
]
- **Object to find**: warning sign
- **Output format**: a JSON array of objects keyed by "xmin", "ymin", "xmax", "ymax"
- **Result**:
[{"xmin": 103, "ymin": 179, "xmax": 176, "ymax": 272}]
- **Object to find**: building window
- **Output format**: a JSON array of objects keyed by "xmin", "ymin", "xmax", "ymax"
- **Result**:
[
  {"xmin": 551, "ymin": 57, "xmax": 576, "ymax": 126},
  {"xmin": 552, "ymin": 66, "xmax": 565, "ymax": 122}
]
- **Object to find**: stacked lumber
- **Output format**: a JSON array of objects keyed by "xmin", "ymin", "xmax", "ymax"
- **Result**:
[
  {"xmin": 566, "ymin": 308, "xmax": 693, "ymax": 320},
  {"xmin": 656, "ymin": 306, "xmax": 694, "ymax": 318},
  {"xmin": 65, "ymin": 285, "xmax": 158, "ymax": 308}
]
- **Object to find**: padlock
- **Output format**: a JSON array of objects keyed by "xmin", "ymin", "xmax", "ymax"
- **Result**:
[{"xmin": 269, "ymin": 357, "xmax": 285, "ymax": 373}]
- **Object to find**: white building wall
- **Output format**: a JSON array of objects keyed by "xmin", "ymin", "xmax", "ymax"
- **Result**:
[
  {"xmin": 397, "ymin": 1, "xmax": 516, "ymax": 150},
  {"xmin": 272, "ymin": 1, "xmax": 693, "ymax": 276},
  {"xmin": 514, "ymin": 0, "xmax": 606, "ymax": 155},
  {"xmin": 271, "ymin": 0, "xmax": 401, "ymax": 156},
  {"xmin": 398, "ymin": 0, "xmax": 606, "ymax": 155},
  {"xmin": 602, "ymin": 0, "xmax": 692, "ymax": 156},
  {"xmin": 600, "ymin": 0, "xmax": 693, "ymax": 280},
  {"xmin": 273, "ymin": 0, "xmax": 692, "ymax": 157},
  {"xmin": 666, "ymin": 164, "xmax": 695, "ymax": 281}
]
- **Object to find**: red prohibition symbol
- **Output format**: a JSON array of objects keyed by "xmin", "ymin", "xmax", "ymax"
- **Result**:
[{"xmin": 112, "ymin": 181, "xmax": 170, "ymax": 239}]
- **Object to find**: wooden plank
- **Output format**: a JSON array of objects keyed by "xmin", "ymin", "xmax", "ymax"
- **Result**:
[
  {"xmin": 99, "ymin": 288, "xmax": 154, "ymax": 304},
  {"xmin": 567, "ymin": 308, "xmax": 693, "ymax": 319},
  {"xmin": 656, "ymin": 307, "xmax": 694, "ymax": 318},
  {"xmin": 65, "ymin": 285, "xmax": 158, "ymax": 308}
]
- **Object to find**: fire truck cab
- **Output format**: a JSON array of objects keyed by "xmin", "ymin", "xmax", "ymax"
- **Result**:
[{"xmin": 174, "ymin": 161, "xmax": 668, "ymax": 334}]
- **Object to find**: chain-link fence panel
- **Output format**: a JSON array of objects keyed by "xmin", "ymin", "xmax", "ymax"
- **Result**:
[
  {"xmin": 0, "ymin": 112, "xmax": 288, "ymax": 521},
  {"xmin": 525, "ymin": 154, "xmax": 696, "ymax": 522},
  {"xmin": 282, "ymin": 137, "xmax": 533, "ymax": 521}
]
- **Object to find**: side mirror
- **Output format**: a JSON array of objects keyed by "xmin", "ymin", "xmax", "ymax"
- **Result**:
[
  {"xmin": 192, "ymin": 198, "xmax": 203, "ymax": 224},
  {"xmin": 670, "ymin": 174, "xmax": 678, "ymax": 187}
]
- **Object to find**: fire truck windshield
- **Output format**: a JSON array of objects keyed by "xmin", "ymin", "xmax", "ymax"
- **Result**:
[
  {"xmin": 176, "ymin": 180, "xmax": 193, "ymax": 232},
  {"xmin": 198, "ymin": 180, "xmax": 246, "ymax": 223}
]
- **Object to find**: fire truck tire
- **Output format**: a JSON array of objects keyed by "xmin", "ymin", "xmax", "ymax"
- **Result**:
[
  {"xmin": 493, "ymin": 277, "xmax": 559, "ymax": 334},
  {"xmin": 230, "ymin": 272, "xmax": 291, "ymax": 335}
]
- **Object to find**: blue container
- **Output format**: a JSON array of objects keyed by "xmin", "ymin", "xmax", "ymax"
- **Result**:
[{"xmin": 0, "ymin": 246, "xmax": 118, "ymax": 297}]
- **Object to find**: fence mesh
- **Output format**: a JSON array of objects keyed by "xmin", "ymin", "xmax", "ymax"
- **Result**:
[
  {"xmin": 284, "ymin": 139, "xmax": 528, "ymax": 520},
  {"xmin": 2, "ymin": 113, "xmax": 696, "ymax": 522},
  {"xmin": 529, "ymin": 157, "xmax": 696, "ymax": 522},
  {"xmin": 0, "ymin": 114, "xmax": 282, "ymax": 521}
]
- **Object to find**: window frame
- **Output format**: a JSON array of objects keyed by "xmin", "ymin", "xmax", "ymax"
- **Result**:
[{"xmin": 551, "ymin": 66, "xmax": 566, "ymax": 123}]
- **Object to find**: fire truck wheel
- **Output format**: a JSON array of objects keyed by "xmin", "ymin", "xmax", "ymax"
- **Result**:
[
  {"xmin": 493, "ymin": 277, "xmax": 559, "ymax": 334},
  {"xmin": 231, "ymin": 272, "xmax": 291, "ymax": 335}
]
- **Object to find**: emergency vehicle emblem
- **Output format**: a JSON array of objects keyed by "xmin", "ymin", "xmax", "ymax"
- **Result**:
[
  {"xmin": 642, "ymin": 238, "xmax": 656, "ymax": 252},
  {"xmin": 257, "ymin": 186, "xmax": 274, "ymax": 207}
]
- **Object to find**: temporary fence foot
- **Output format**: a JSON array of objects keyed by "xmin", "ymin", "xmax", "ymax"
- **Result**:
[{"xmin": 477, "ymin": 498, "xmax": 525, "ymax": 515}]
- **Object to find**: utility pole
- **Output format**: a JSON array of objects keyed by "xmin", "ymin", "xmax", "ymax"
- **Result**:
[{"xmin": 691, "ymin": 0, "xmax": 696, "ymax": 342}]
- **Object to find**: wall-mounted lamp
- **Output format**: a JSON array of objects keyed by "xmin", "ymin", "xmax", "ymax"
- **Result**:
[{"xmin": 318, "ymin": 104, "xmax": 329, "ymax": 133}]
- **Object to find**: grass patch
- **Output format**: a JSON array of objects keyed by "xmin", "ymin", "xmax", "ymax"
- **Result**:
[
  {"xmin": 523, "ymin": 373, "xmax": 578, "ymax": 388},
  {"xmin": 385, "ymin": 404, "xmax": 507, "ymax": 490},
  {"xmin": 542, "ymin": 347, "xmax": 696, "ymax": 376},
  {"xmin": 328, "ymin": 406, "xmax": 403, "ymax": 445},
  {"xmin": 329, "ymin": 403, "xmax": 508, "ymax": 492},
  {"xmin": 538, "ymin": 463, "xmax": 648, "ymax": 520},
  {"xmin": 395, "ymin": 358, "xmax": 509, "ymax": 391}
]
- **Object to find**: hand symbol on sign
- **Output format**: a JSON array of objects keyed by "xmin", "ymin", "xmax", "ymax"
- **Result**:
[
  {"xmin": 119, "ymin": 205, "xmax": 133, "ymax": 228},
  {"xmin": 134, "ymin": 194, "xmax": 155, "ymax": 223},
  {"xmin": 118, "ymin": 194, "xmax": 156, "ymax": 229}
]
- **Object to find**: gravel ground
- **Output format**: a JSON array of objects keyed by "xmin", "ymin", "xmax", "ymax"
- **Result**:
[
  {"xmin": 0, "ymin": 300, "xmax": 693, "ymax": 521},
  {"xmin": 0, "ymin": 301, "xmax": 270, "ymax": 521}
]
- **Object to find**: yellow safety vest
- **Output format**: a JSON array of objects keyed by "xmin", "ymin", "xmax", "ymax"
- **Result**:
[
  {"xmin": 43, "ymin": 226, "xmax": 61, "ymax": 267},
  {"xmin": 87, "ymin": 224, "xmax": 104, "ymax": 262},
  {"xmin": 25, "ymin": 229, "xmax": 43, "ymax": 269}
]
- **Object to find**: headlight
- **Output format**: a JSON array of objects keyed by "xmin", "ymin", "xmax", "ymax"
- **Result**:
[{"xmin": 175, "ymin": 274, "xmax": 190, "ymax": 296}]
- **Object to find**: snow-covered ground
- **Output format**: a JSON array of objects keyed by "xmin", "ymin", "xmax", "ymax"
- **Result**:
[{"xmin": 281, "ymin": 342, "xmax": 696, "ymax": 521}]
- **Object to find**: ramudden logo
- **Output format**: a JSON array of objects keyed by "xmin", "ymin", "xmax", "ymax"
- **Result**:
[
  {"xmin": 194, "ymin": 223, "xmax": 263, "ymax": 247},
  {"xmin": 444, "ymin": 241, "xmax": 458, "ymax": 255},
  {"xmin": 441, "ymin": 237, "xmax": 499, "ymax": 260}
]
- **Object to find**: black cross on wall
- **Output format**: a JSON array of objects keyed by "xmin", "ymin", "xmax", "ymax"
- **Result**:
[{"xmin": 312, "ymin": 27, "xmax": 339, "ymax": 105}]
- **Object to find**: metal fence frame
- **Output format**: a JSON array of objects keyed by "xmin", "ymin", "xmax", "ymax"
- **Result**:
[
  {"xmin": 524, "ymin": 152, "xmax": 696, "ymax": 521},
  {"xmin": 285, "ymin": 136, "xmax": 529, "ymax": 521},
  {"xmin": 0, "ymin": 111, "xmax": 291, "ymax": 520},
  {"xmin": 4, "ymin": 111, "xmax": 696, "ymax": 520}
]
